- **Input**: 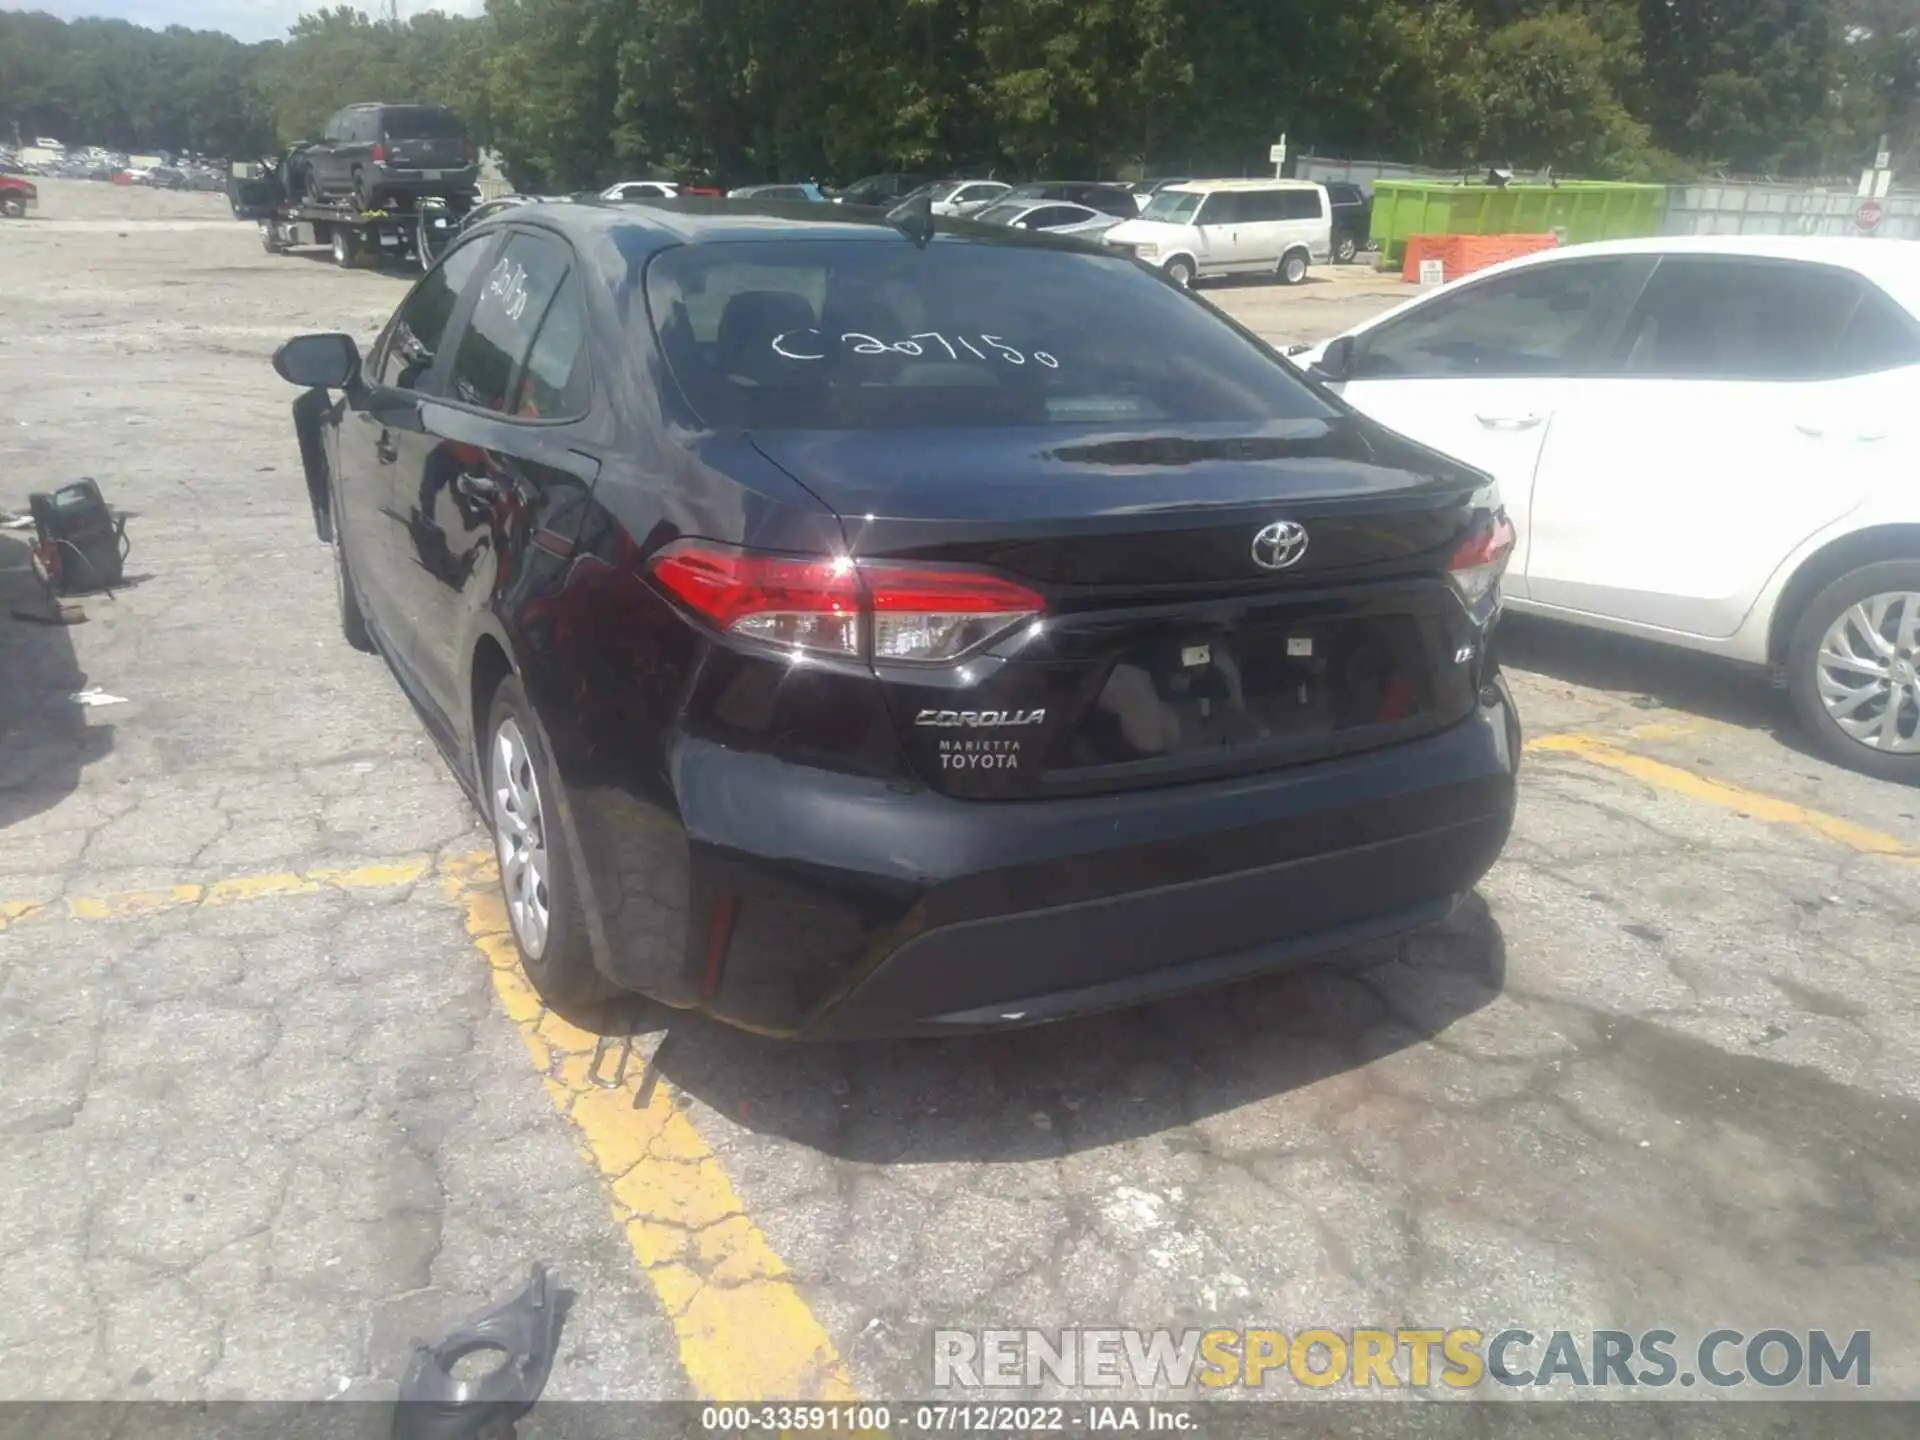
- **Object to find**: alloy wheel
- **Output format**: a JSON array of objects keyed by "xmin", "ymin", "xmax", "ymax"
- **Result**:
[
  {"xmin": 491, "ymin": 717, "xmax": 552, "ymax": 957},
  {"xmin": 1815, "ymin": 591, "xmax": 1920, "ymax": 753}
]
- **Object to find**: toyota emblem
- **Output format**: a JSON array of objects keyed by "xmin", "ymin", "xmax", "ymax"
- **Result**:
[{"xmin": 1251, "ymin": 520, "xmax": 1309, "ymax": 571}]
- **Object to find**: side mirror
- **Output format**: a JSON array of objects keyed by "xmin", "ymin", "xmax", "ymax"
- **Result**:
[
  {"xmin": 273, "ymin": 333, "xmax": 362, "ymax": 390},
  {"xmin": 1314, "ymin": 334, "xmax": 1355, "ymax": 382}
]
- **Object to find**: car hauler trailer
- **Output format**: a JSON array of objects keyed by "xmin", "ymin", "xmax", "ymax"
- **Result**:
[{"xmin": 229, "ymin": 166, "xmax": 471, "ymax": 271}]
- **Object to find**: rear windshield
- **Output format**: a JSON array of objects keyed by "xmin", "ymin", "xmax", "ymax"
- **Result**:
[
  {"xmin": 382, "ymin": 107, "xmax": 466, "ymax": 140},
  {"xmin": 1141, "ymin": 190, "xmax": 1204, "ymax": 222},
  {"xmin": 971, "ymin": 202, "xmax": 1026, "ymax": 225},
  {"xmin": 640, "ymin": 236, "xmax": 1336, "ymax": 430}
]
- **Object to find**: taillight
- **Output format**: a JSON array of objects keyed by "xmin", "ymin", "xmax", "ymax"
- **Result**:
[
  {"xmin": 1446, "ymin": 511, "xmax": 1516, "ymax": 614},
  {"xmin": 649, "ymin": 541, "xmax": 1044, "ymax": 664},
  {"xmin": 371, "ymin": 142, "xmax": 388, "ymax": 164},
  {"xmin": 464, "ymin": 142, "xmax": 477, "ymax": 162}
]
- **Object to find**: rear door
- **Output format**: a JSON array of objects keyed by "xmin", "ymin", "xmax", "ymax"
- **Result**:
[
  {"xmin": 339, "ymin": 111, "xmax": 375, "ymax": 190},
  {"xmin": 310, "ymin": 115, "xmax": 344, "ymax": 195},
  {"xmin": 397, "ymin": 229, "xmax": 601, "ymax": 725},
  {"xmin": 1524, "ymin": 255, "xmax": 1920, "ymax": 636},
  {"xmin": 1326, "ymin": 254, "xmax": 1649, "ymax": 598}
]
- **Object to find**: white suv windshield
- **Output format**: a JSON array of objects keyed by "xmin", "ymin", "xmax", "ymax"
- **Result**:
[{"xmin": 1142, "ymin": 190, "xmax": 1204, "ymax": 223}]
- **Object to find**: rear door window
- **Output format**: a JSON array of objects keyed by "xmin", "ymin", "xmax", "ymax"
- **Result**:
[
  {"xmin": 1610, "ymin": 257, "xmax": 1899, "ymax": 380},
  {"xmin": 1836, "ymin": 283, "xmax": 1920, "ymax": 376},
  {"xmin": 639, "ymin": 235, "xmax": 1339, "ymax": 430},
  {"xmin": 512, "ymin": 270, "xmax": 592, "ymax": 420},
  {"xmin": 1278, "ymin": 189, "xmax": 1324, "ymax": 220},
  {"xmin": 1238, "ymin": 191, "xmax": 1284, "ymax": 222},
  {"xmin": 447, "ymin": 231, "xmax": 576, "ymax": 414}
]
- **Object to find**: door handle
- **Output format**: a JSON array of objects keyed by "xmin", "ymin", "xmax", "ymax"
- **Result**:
[
  {"xmin": 455, "ymin": 472, "xmax": 501, "ymax": 502},
  {"xmin": 1475, "ymin": 413, "xmax": 1544, "ymax": 430},
  {"xmin": 1794, "ymin": 421, "xmax": 1826, "ymax": 438}
]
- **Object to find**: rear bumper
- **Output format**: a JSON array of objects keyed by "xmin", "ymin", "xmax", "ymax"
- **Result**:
[
  {"xmin": 580, "ymin": 679, "xmax": 1520, "ymax": 1039},
  {"xmin": 374, "ymin": 166, "xmax": 478, "ymax": 190}
]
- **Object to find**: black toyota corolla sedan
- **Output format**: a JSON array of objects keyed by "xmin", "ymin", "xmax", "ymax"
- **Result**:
[{"xmin": 271, "ymin": 199, "xmax": 1520, "ymax": 1039}]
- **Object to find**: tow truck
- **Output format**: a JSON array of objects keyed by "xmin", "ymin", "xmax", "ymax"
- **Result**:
[{"xmin": 228, "ymin": 149, "xmax": 473, "ymax": 271}]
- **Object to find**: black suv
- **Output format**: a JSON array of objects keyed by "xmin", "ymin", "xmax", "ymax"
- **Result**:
[
  {"xmin": 302, "ymin": 103, "xmax": 477, "ymax": 211},
  {"xmin": 1325, "ymin": 182, "xmax": 1374, "ymax": 264}
]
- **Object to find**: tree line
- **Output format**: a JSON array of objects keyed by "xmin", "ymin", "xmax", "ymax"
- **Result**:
[{"xmin": 2, "ymin": 0, "xmax": 1916, "ymax": 189}]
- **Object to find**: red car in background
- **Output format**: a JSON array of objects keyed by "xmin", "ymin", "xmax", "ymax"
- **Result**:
[{"xmin": 0, "ymin": 174, "xmax": 37, "ymax": 217}]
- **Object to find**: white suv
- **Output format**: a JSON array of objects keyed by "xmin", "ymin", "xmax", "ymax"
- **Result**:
[{"xmin": 1290, "ymin": 235, "xmax": 1920, "ymax": 781}]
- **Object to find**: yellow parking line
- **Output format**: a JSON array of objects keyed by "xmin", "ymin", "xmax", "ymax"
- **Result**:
[
  {"xmin": 1528, "ymin": 732, "xmax": 1917, "ymax": 859},
  {"xmin": 0, "ymin": 845, "xmax": 856, "ymax": 1400},
  {"xmin": 436, "ymin": 853, "xmax": 857, "ymax": 1402},
  {"xmin": 0, "ymin": 854, "xmax": 438, "ymax": 931}
]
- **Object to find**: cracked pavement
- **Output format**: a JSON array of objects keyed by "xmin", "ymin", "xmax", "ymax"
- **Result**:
[{"xmin": 2, "ymin": 184, "xmax": 1916, "ymax": 1407}]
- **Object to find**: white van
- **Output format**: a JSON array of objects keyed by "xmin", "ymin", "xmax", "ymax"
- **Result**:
[{"xmin": 1103, "ymin": 180, "xmax": 1332, "ymax": 288}]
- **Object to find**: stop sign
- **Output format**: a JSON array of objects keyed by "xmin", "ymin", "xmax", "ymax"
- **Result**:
[{"xmin": 1857, "ymin": 198, "xmax": 1884, "ymax": 230}]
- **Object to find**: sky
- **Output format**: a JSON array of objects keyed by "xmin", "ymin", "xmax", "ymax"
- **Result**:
[{"xmin": 0, "ymin": 0, "xmax": 482, "ymax": 43}]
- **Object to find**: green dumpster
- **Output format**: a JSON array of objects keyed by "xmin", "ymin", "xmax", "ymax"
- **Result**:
[{"xmin": 1369, "ymin": 180, "xmax": 1668, "ymax": 267}]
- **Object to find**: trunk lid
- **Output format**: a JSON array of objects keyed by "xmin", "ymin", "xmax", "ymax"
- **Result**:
[{"xmin": 748, "ymin": 418, "xmax": 1499, "ymax": 799}]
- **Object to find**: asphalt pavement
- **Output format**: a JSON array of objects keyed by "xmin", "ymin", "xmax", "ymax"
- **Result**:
[{"xmin": 1, "ymin": 184, "xmax": 1916, "ymax": 1412}]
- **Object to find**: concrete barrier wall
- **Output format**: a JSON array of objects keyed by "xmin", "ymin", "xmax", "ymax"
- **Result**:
[{"xmin": 1662, "ymin": 182, "xmax": 1920, "ymax": 241}]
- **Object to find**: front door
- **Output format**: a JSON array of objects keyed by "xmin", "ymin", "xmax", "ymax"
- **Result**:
[
  {"xmin": 1320, "ymin": 254, "xmax": 1650, "ymax": 599},
  {"xmin": 1525, "ymin": 254, "xmax": 1918, "ymax": 637},
  {"xmin": 337, "ymin": 233, "xmax": 499, "ymax": 678},
  {"xmin": 390, "ymin": 229, "xmax": 600, "ymax": 725}
]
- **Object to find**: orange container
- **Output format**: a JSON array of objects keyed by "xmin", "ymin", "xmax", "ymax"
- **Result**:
[{"xmin": 1402, "ymin": 232, "xmax": 1558, "ymax": 283}]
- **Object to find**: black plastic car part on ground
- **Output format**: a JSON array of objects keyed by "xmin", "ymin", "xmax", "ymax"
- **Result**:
[{"xmin": 271, "ymin": 198, "xmax": 1520, "ymax": 1040}]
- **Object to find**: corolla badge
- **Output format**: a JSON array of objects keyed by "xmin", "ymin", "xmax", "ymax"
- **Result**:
[
  {"xmin": 1251, "ymin": 520, "xmax": 1309, "ymax": 571},
  {"xmin": 915, "ymin": 709, "xmax": 1047, "ymax": 728}
]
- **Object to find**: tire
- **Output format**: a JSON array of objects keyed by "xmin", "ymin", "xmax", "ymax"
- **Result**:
[
  {"xmin": 1786, "ymin": 559, "xmax": 1920, "ymax": 784},
  {"xmin": 331, "ymin": 228, "xmax": 357, "ymax": 268},
  {"xmin": 1334, "ymin": 233, "xmax": 1358, "ymax": 265},
  {"xmin": 330, "ymin": 490, "xmax": 375, "ymax": 653},
  {"xmin": 1, "ymin": 197, "xmax": 25, "ymax": 219},
  {"xmin": 483, "ymin": 674, "xmax": 612, "ymax": 1007},
  {"xmin": 1280, "ymin": 251, "xmax": 1310, "ymax": 285},
  {"xmin": 1164, "ymin": 256, "xmax": 1196, "ymax": 289},
  {"xmin": 350, "ymin": 169, "xmax": 370, "ymax": 212}
]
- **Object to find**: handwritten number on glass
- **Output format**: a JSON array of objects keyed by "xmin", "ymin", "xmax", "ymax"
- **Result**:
[
  {"xmin": 485, "ymin": 258, "xmax": 531, "ymax": 323},
  {"xmin": 771, "ymin": 329, "xmax": 1058, "ymax": 368}
]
